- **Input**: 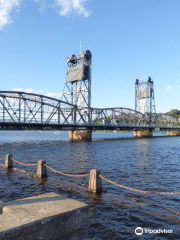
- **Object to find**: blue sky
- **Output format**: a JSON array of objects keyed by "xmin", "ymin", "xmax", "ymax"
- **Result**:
[{"xmin": 0, "ymin": 0, "xmax": 180, "ymax": 112}]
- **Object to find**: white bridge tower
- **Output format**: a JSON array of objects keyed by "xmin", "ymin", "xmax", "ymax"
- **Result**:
[{"xmin": 135, "ymin": 77, "xmax": 156, "ymax": 124}]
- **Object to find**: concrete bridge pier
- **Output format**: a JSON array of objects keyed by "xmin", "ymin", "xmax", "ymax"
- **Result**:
[
  {"xmin": 69, "ymin": 131, "xmax": 92, "ymax": 142},
  {"xmin": 167, "ymin": 131, "xmax": 180, "ymax": 136},
  {"xmin": 133, "ymin": 130, "xmax": 153, "ymax": 138}
]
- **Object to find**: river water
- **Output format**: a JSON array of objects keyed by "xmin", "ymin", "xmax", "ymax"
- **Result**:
[{"xmin": 0, "ymin": 131, "xmax": 180, "ymax": 239}]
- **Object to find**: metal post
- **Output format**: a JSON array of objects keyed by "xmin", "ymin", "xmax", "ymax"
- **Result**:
[
  {"xmin": 41, "ymin": 96, "xmax": 43, "ymax": 124},
  {"xmin": 3, "ymin": 97, "xmax": 5, "ymax": 122}
]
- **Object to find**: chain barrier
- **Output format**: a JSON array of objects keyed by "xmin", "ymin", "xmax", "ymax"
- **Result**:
[
  {"xmin": 45, "ymin": 164, "xmax": 89, "ymax": 178},
  {"xmin": 10, "ymin": 157, "xmax": 38, "ymax": 167},
  {"xmin": 100, "ymin": 175, "xmax": 180, "ymax": 195},
  {"xmin": 1, "ymin": 154, "xmax": 180, "ymax": 195}
]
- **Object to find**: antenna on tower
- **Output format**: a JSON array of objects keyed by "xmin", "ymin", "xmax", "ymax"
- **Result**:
[
  {"xmin": 140, "ymin": 68, "xmax": 144, "ymax": 82},
  {"xmin": 80, "ymin": 41, "xmax": 82, "ymax": 54}
]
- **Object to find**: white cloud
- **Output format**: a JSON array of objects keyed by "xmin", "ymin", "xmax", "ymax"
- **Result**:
[
  {"xmin": 0, "ymin": 0, "xmax": 91, "ymax": 30},
  {"xmin": 13, "ymin": 87, "xmax": 62, "ymax": 99},
  {"xmin": 166, "ymin": 86, "xmax": 173, "ymax": 91},
  {"xmin": 56, "ymin": 0, "xmax": 91, "ymax": 18},
  {"xmin": 0, "ymin": 0, "xmax": 21, "ymax": 30}
]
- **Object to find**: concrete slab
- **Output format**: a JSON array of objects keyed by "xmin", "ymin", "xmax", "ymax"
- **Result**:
[{"xmin": 0, "ymin": 192, "xmax": 89, "ymax": 240}]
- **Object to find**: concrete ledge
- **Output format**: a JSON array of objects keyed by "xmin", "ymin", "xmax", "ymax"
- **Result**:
[{"xmin": 0, "ymin": 193, "xmax": 89, "ymax": 240}]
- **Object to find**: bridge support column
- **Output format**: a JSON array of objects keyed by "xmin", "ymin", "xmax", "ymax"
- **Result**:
[
  {"xmin": 167, "ymin": 131, "xmax": 180, "ymax": 136},
  {"xmin": 133, "ymin": 130, "xmax": 153, "ymax": 138},
  {"xmin": 69, "ymin": 131, "xmax": 92, "ymax": 142}
]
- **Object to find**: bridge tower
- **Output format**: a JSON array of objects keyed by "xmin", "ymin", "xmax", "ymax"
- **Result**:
[
  {"xmin": 62, "ymin": 50, "xmax": 92, "ymax": 141},
  {"xmin": 134, "ymin": 77, "xmax": 156, "ymax": 137},
  {"xmin": 135, "ymin": 77, "xmax": 156, "ymax": 123}
]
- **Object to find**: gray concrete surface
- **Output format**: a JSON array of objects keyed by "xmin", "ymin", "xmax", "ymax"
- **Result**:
[{"xmin": 0, "ymin": 192, "xmax": 89, "ymax": 240}]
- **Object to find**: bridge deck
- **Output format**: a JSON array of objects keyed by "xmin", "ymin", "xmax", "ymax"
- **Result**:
[{"xmin": 0, "ymin": 122, "xmax": 180, "ymax": 131}]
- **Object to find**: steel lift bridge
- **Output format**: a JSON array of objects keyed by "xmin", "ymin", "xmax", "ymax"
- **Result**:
[{"xmin": 0, "ymin": 50, "xmax": 180, "ymax": 141}]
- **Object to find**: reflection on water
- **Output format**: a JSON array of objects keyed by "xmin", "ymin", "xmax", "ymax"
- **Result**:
[{"xmin": 0, "ymin": 131, "xmax": 180, "ymax": 239}]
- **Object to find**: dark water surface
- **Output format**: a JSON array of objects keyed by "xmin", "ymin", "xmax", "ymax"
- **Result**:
[{"xmin": 0, "ymin": 131, "xmax": 180, "ymax": 239}]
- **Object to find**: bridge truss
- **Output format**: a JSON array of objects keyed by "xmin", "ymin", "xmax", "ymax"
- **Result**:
[{"xmin": 0, "ymin": 91, "xmax": 179, "ymax": 131}]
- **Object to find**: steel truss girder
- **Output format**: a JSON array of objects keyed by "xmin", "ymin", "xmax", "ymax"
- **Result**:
[{"xmin": 0, "ymin": 91, "xmax": 180, "ymax": 130}]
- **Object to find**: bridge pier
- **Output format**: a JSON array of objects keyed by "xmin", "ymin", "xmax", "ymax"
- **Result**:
[
  {"xmin": 69, "ymin": 131, "xmax": 92, "ymax": 142},
  {"xmin": 133, "ymin": 130, "xmax": 153, "ymax": 138},
  {"xmin": 167, "ymin": 131, "xmax": 180, "ymax": 136}
]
